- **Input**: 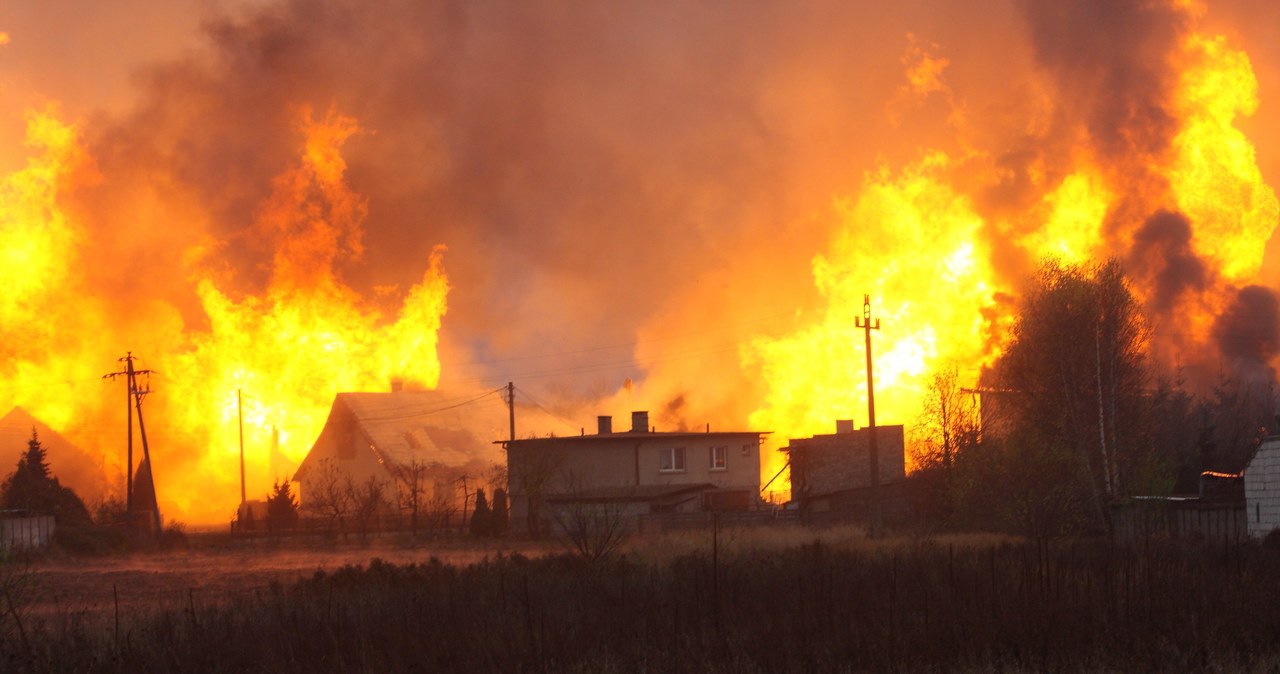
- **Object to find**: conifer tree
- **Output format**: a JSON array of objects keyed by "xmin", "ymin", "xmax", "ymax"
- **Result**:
[
  {"xmin": 469, "ymin": 488, "xmax": 492, "ymax": 537},
  {"xmin": 1, "ymin": 428, "xmax": 90, "ymax": 525},
  {"xmin": 491, "ymin": 488, "xmax": 510, "ymax": 535},
  {"xmin": 266, "ymin": 479, "xmax": 300, "ymax": 531}
]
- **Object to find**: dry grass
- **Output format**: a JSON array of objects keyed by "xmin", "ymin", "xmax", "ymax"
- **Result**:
[{"xmin": 5, "ymin": 530, "xmax": 1280, "ymax": 671}]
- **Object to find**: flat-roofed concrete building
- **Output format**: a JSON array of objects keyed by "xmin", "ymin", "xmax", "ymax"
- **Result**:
[
  {"xmin": 784, "ymin": 420, "xmax": 906, "ymax": 515},
  {"xmin": 504, "ymin": 411, "xmax": 766, "ymax": 535}
]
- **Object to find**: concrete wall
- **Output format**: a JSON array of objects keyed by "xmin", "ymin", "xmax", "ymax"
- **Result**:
[
  {"xmin": 507, "ymin": 432, "xmax": 762, "ymax": 534},
  {"xmin": 1246, "ymin": 438, "xmax": 1280, "ymax": 538},
  {"xmin": 787, "ymin": 425, "xmax": 906, "ymax": 503}
]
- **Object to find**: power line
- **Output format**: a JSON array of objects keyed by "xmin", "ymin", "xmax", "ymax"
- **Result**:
[{"xmin": 513, "ymin": 386, "xmax": 580, "ymax": 433}]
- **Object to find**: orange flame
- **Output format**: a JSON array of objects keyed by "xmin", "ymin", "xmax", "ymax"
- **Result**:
[
  {"xmin": 746, "ymin": 20, "xmax": 1278, "ymax": 497},
  {"xmin": 0, "ymin": 106, "xmax": 449, "ymax": 523}
]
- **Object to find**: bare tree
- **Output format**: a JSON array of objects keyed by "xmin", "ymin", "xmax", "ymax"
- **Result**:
[
  {"xmin": 423, "ymin": 478, "xmax": 458, "ymax": 532},
  {"xmin": 914, "ymin": 364, "xmax": 981, "ymax": 472},
  {"xmin": 549, "ymin": 472, "xmax": 632, "ymax": 562},
  {"xmin": 391, "ymin": 459, "xmax": 433, "ymax": 535},
  {"xmin": 347, "ymin": 475, "xmax": 389, "ymax": 540},
  {"xmin": 302, "ymin": 459, "xmax": 353, "ymax": 537}
]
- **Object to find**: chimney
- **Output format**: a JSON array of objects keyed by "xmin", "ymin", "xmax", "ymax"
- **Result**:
[
  {"xmin": 597, "ymin": 415, "xmax": 613, "ymax": 435},
  {"xmin": 390, "ymin": 379, "xmax": 404, "ymax": 393},
  {"xmin": 836, "ymin": 419, "xmax": 854, "ymax": 434},
  {"xmin": 631, "ymin": 411, "xmax": 649, "ymax": 433}
]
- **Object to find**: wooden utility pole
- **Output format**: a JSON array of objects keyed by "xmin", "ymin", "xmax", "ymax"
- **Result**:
[
  {"xmin": 132, "ymin": 375, "xmax": 163, "ymax": 535},
  {"xmin": 238, "ymin": 388, "xmax": 246, "ymax": 506},
  {"xmin": 103, "ymin": 353, "xmax": 153, "ymax": 525},
  {"xmin": 855, "ymin": 294, "xmax": 883, "ymax": 536},
  {"xmin": 507, "ymin": 381, "xmax": 515, "ymax": 442}
]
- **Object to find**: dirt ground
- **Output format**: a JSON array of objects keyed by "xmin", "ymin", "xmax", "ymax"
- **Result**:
[{"xmin": 14, "ymin": 536, "xmax": 558, "ymax": 620}]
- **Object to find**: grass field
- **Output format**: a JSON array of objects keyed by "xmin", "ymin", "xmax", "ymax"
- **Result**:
[{"xmin": 3, "ymin": 528, "xmax": 1280, "ymax": 672}]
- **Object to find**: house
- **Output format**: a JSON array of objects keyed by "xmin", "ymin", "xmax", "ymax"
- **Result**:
[
  {"xmin": 504, "ymin": 411, "xmax": 765, "ymax": 536},
  {"xmin": 293, "ymin": 391, "xmax": 503, "ymax": 519},
  {"xmin": 784, "ymin": 420, "xmax": 906, "ymax": 517}
]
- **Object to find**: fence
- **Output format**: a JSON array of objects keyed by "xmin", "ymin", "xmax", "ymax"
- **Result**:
[
  {"xmin": 0, "ymin": 513, "xmax": 55, "ymax": 551},
  {"xmin": 1112, "ymin": 499, "xmax": 1247, "ymax": 545},
  {"xmin": 230, "ymin": 511, "xmax": 484, "ymax": 539}
]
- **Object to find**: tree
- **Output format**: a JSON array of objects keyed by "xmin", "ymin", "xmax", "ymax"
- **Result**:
[
  {"xmin": 491, "ymin": 488, "xmax": 510, "ymax": 535},
  {"xmin": 914, "ymin": 364, "xmax": 981, "ymax": 472},
  {"xmin": 266, "ymin": 479, "xmax": 299, "ymax": 532},
  {"xmin": 1, "ymin": 428, "xmax": 90, "ymax": 527},
  {"xmin": 391, "ymin": 459, "xmax": 432, "ymax": 535},
  {"xmin": 550, "ymin": 473, "xmax": 632, "ymax": 562},
  {"xmin": 989, "ymin": 259, "xmax": 1152, "ymax": 535},
  {"xmin": 470, "ymin": 488, "xmax": 492, "ymax": 537},
  {"xmin": 302, "ymin": 459, "xmax": 353, "ymax": 537},
  {"xmin": 348, "ymin": 476, "xmax": 389, "ymax": 540}
]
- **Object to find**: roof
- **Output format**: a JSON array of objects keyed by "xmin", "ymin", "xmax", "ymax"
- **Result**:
[
  {"xmin": 297, "ymin": 391, "xmax": 505, "ymax": 477},
  {"xmin": 504, "ymin": 429, "xmax": 768, "ymax": 447},
  {"xmin": 546, "ymin": 483, "xmax": 716, "ymax": 504}
]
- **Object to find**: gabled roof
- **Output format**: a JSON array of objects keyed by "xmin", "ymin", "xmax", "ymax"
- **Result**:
[{"xmin": 296, "ymin": 390, "xmax": 504, "ymax": 478}]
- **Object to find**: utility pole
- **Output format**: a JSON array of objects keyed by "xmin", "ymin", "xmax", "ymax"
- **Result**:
[
  {"xmin": 855, "ymin": 294, "xmax": 883, "ymax": 537},
  {"xmin": 132, "ymin": 374, "xmax": 163, "ymax": 535},
  {"xmin": 238, "ymin": 388, "xmax": 246, "ymax": 506},
  {"xmin": 507, "ymin": 382, "xmax": 516, "ymax": 442},
  {"xmin": 103, "ymin": 353, "xmax": 152, "ymax": 525}
]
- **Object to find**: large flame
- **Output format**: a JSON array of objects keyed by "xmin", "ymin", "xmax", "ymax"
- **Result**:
[
  {"xmin": 0, "ymin": 106, "xmax": 448, "ymax": 523},
  {"xmin": 745, "ymin": 18, "xmax": 1278, "ymax": 496}
]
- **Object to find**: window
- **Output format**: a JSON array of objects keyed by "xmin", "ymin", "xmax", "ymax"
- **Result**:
[
  {"xmin": 710, "ymin": 446, "xmax": 728, "ymax": 470},
  {"xmin": 660, "ymin": 447, "xmax": 686, "ymax": 472}
]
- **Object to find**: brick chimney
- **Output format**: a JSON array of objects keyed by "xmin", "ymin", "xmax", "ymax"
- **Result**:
[
  {"xmin": 631, "ymin": 411, "xmax": 649, "ymax": 433},
  {"xmin": 597, "ymin": 415, "xmax": 612, "ymax": 434}
]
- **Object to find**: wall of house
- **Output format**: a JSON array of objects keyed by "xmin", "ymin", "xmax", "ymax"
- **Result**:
[
  {"xmin": 1245, "ymin": 438, "xmax": 1280, "ymax": 538},
  {"xmin": 296, "ymin": 414, "xmax": 389, "ymax": 510},
  {"xmin": 507, "ymin": 433, "xmax": 762, "ymax": 534},
  {"xmin": 788, "ymin": 425, "xmax": 906, "ymax": 503}
]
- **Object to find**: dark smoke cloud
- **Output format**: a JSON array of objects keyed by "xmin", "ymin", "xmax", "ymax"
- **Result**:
[
  {"xmin": 60, "ymin": 0, "xmax": 1028, "ymax": 399},
  {"xmin": 1018, "ymin": 0, "xmax": 1186, "ymax": 165},
  {"xmin": 1126, "ymin": 210, "xmax": 1209, "ymax": 315},
  {"xmin": 1214, "ymin": 285, "xmax": 1280, "ymax": 382}
]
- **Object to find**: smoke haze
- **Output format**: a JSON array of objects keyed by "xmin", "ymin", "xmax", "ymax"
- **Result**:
[{"xmin": 0, "ymin": 0, "xmax": 1278, "ymax": 521}]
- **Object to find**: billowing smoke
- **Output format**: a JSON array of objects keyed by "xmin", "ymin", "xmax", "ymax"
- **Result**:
[
  {"xmin": 1214, "ymin": 285, "xmax": 1280, "ymax": 383},
  {"xmin": 1126, "ymin": 210, "xmax": 1209, "ymax": 316}
]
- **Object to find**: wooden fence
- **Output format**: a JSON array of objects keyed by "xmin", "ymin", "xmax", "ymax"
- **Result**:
[
  {"xmin": 0, "ymin": 513, "xmax": 55, "ymax": 551},
  {"xmin": 1112, "ymin": 499, "xmax": 1246, "ymax": 545}
]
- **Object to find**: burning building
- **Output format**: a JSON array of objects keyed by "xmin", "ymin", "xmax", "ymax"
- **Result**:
[{"xmin": 293, "ymin": 390, "xmax": 504, "ymax": 520}]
